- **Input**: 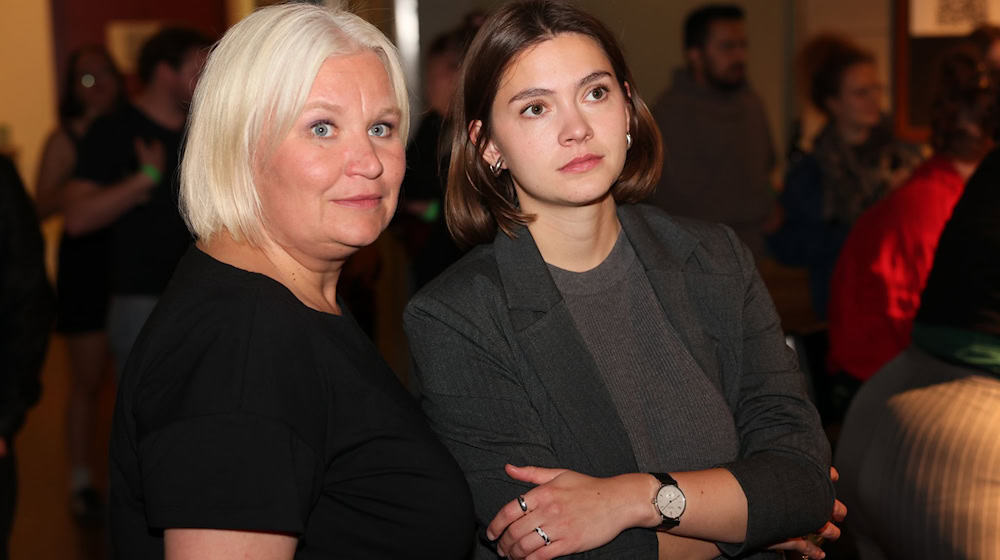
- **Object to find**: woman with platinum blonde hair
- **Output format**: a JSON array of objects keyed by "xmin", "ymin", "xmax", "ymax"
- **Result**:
[{"xmin": 109, "ymin": 4, "xmax": 474, "ymax": 559}]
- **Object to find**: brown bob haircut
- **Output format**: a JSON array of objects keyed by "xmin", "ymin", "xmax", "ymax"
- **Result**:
[{"xmin": 445, "ymin": 0, "xmax": 663, "ymax": 248}]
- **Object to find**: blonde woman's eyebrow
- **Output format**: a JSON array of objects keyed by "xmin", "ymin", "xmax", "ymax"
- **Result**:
[{"xmin": 301, "ymin": 100, "xmax": 344, "ymax": 113}]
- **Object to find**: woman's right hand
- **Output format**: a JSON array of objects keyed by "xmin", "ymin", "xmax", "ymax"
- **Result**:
[{"xmin": 487, "ymin": 464, "xmax": 659, "ymax": 560}]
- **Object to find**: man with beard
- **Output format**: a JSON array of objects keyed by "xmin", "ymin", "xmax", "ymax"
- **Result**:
[{"xmin": 648, "ymin": 4, "xmax": 776, "ymax": 258}]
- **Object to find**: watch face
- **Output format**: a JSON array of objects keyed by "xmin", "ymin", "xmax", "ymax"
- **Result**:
[{"xmin": 655, "ymin": 485, "xmax": 686, "ymax": 519}]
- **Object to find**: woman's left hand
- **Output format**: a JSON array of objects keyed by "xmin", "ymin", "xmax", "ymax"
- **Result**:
[{"xmin": 487, "ymin": 464, "xmax": 657, "ymax": 560}]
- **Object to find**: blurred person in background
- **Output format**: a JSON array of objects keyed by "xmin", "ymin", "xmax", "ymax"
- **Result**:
[
  {"xmin": 109, "ymin": 4, "xmax": 474, "ymax": 558},
  {"xmin": 398, "ymin": 15, "xmax": 483, "ymax": 289},
  {"xmin": 62, "ymin": 27, "xmax": 210, "ymax": 390},
  {"xmin": 970, "ymin": 24, "xmax": 1000, "ymax": 72},
  {"xmin": 828, "ymin": 46, "xmax": 997, "ymax": 384},
  {"xmin": 648, "ymin": 3, "xmax": 777, "ymax": 259},
  {"xmin": 33, "ymin": 46, "xmax": 126, "ymax": 523},
  {"xmin": 768, "ymin": 34, "xmax": 921, "ymax": 323},
  {"xmin": 835, "ymin": 142, "xmax": 1000, "ymax": 560},
  {"xmin": 0, "ymin": 154, "xmax": 54, "ymax": 560}
]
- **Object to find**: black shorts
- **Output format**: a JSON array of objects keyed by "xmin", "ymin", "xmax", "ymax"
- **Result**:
[{"xmin": 55, "ymin": 231, "xmax": 110, "ymax": 334}]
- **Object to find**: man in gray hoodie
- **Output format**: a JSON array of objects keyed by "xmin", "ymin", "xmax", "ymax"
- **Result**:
[{"xmin": 648, "ymin": 4, "xmax": 776, "ymax": 258}]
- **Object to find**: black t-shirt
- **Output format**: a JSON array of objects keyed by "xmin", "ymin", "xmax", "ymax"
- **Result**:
[
  {"xmin": 75, "ymin": 103, "xmax": 191, "ymax": 295},
  {"xmin": 109, "ymin": 247, "xmax": 475, "ymax": 559}
]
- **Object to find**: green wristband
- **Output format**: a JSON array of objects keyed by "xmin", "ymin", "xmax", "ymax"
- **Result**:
[
  {"xmin": 420, "ymin": 199, "xmax": 441, "ymax": 223},
  {"xmin": 140, "ymin": 163, "xmax": 162, "ymax": 183}
]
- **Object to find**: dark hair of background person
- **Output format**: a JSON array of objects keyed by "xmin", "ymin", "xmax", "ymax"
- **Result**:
[
  {"xmin": 929, "ymin": 45, "xmax": 998, "ymax": 154},
  {"xmin": 800, "ymin": 34, "xmax": 875, "ymax": 117},
  {"xmin": 428, "ymin": 12, "xmax": 485, "ymax": 160},
  {"xmin": 969, "ymin": 24, "xmax": 1000, "ymax": 56},
  {"xmin": 427, "ymin": 11, "xmax": 485, "ymax": 62},
  {"xmin": 915, "ymin": 147, "xmax": 1000, "ymax": 336},
  {"xmin": 682, "ymin": 3, "xmax": 745, "ymax": 50},
  {"xmin": 444, "ymin": 0, "xmax": 663, "ymax": 248},
  {"xmin": 58, "ymin": 46, "xmax": 126, "ymax": 123},
  {"xmin": 137, "ymin": 27, "xmax": 212, "ymax": 86}
]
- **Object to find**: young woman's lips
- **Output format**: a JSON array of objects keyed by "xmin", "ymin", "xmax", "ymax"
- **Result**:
[
  {"xmin": 334, "ymin": 195, "xmax": 382, "ymax": 209},
  {"xmin": 559, "ymin": 154, "xmax": 603, "ymax": 173}
]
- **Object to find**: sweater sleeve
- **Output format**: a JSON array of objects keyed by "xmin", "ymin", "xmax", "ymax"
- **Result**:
[
  {"xmin": 768, "ymin": 156, "xmax": 848, "ymax": 268},
  {"xmin": 405, "ymin": 293, "xmax": 658, "ymax": 560},
  {"xmin": 719, "ymin": 227, "xmax": 835, "ymax": 555},
  {"xmin": 0, "ymin": 156, "xmax": 54, "ymax": 440}
]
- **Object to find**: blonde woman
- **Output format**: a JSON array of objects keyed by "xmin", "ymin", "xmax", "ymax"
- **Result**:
[{"xmin": 109, "ymin": 4, "xmax": 473, "ymax": 558}]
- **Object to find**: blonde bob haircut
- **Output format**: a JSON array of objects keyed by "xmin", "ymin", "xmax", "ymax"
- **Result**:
[{"xmin": 180, "ymin": 2, "xmax": 409, "ymax": 245}]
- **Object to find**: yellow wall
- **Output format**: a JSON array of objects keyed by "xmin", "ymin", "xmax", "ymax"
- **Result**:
[{"xmin": 0, "ymin": 0, "xmax": 57, "ymax": 192}]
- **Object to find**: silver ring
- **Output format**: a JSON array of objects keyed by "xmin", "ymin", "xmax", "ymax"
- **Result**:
[
  {"xmin": 534, "ymin": 526, "xmax": 551, "ymax": 546},
  {"xmin": 517, "ymin": 495, "xmax": 528, "ymax": 513}
]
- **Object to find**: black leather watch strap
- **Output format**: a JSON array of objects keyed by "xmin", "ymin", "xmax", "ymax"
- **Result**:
[{"xmin": 650, "ymin": 472, "xmax": 682, "ymax": 530}]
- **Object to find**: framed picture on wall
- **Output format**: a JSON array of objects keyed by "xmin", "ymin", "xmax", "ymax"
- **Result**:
[{"xmin": 893, "ymin": 0, "xmax": 1000, "ymax": 142}]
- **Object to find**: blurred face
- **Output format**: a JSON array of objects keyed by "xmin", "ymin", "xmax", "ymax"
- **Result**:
[
  {"xmin": 255, "ymin": 51, "xmax": 404, "ymax": 263},
  {"xmin": 74, "ymin": 51, "xmax": 119, "ymax": 116},
  {"xmin": 693, "ymin": 19, "xmax": 748, "ymax": 89},
  {"xmin": 425, "ymin": 52, "xmax": 459, "ymax": 116},
  {"xmin": 987, "ymin": 39, "xmax": 1000, "ymax": 72},
  {"xmin": 161, "ymin": 48, "xmax": 207, "ymax": 105},
  {"xmin": 949, "ymin": 95, "xmax": 996, "ymax": 160},
  {"xmin": 483, "ymin": 33, "xmax": 631, "ymax": 215},
  {"xmin": 826, "ymin": 62, "xmax": 883, "ymax": 132}
]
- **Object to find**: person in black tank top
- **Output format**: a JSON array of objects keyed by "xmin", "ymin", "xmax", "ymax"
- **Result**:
[{"xmin": 34, "ymin": 46, "xmax": 125, "ymax": 522}]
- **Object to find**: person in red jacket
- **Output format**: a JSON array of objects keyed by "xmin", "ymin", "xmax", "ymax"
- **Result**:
[{"xmin": 828, "ymin": 46, "xmax": 997, "ymax": 381}]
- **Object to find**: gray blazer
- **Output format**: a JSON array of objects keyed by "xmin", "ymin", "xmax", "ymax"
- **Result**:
[{"xmin": 405, "ymin": 204, "xmax": 833, "ymax": 559}]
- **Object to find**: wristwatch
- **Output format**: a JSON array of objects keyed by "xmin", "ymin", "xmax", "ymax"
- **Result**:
[{"xmin": 650, "ymin": 472, "xmax": 686, "ymax": 530}]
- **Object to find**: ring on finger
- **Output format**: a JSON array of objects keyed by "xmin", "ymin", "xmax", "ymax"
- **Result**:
[
  {"xmin": 517, "ymin": 495, "xmax": 528, "ymax": 513},
  {"xmin": 534, "ymin": 526, "xmax": 551, "ymax": 546}
]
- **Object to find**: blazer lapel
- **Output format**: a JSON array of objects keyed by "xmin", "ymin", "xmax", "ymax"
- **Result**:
[
  {"xmin": 618, "ymin": 206, "xmax": 735, "ymax": 386},
  {"xmin": 493, "ymin": 228, "xmax": 639, "ymax": 476}
]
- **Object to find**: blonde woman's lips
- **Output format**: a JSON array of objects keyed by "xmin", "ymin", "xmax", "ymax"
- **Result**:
[{"xmin": 334, "ymin": 195, "xmax": 382, "ymax": 209}]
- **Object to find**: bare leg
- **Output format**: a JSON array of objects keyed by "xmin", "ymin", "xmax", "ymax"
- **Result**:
[{"xmin": 65, "ymin": 331, "xmax": 111, "ymax": 490}]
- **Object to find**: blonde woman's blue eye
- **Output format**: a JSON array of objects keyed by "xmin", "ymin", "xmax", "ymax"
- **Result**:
[
  {"xmin": 311, "ymin": 123, "xmax": 333, "ymax": 137},
  {"xmin": 369, "ymin": 123, "xmax": 391, "ymax": 137}
]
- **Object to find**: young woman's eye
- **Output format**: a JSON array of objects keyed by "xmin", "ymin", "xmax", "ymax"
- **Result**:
[
  {"xmin": 310, "ymin": 122, "xmax": 334, "ymax": 138},
  {"xmin": 369, "ymin": 123, "xmax": 393, "ymax": 137},
  {"xmin": 520, "ymin": 104, "xmax": 546, "ymax": 117},
  {"xmin": 585, "ymin": 86, "xmax": 609, "ymax": 101}
]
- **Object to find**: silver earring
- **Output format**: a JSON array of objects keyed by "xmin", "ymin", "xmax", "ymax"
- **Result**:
[
  {"xmin": 626, "ymin": 132, "xmax": 632, "ymax": 150},
  {"xmin": 490, "ymin": 156, "xmax": 504, "ymax": 176}
]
